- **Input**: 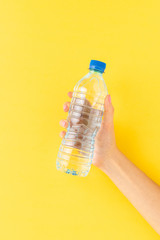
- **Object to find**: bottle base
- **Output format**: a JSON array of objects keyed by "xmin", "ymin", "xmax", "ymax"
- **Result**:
[{"xmin": 56, "ymin": 159, "xmax": 90, "ymax": 177}]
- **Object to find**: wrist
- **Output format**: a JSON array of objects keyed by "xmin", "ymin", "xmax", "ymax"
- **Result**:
[{"xmin": 100, "ymin": 147, "xmax": 121, "ymax": 176}]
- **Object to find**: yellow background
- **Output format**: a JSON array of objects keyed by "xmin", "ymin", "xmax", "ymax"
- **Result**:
[{"xmin": 0, "ymin": 0, "xmax": 160, "ymax": 239}]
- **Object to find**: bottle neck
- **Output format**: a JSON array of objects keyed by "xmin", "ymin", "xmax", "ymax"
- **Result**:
[{"xmin": 89, "ymin": 69, "xmax": 103, "ymax": 76}]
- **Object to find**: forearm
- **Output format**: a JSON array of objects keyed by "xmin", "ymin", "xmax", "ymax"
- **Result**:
[{"xmin": 101, "ymin": 149, "xmax": 160, "ymax": 235}]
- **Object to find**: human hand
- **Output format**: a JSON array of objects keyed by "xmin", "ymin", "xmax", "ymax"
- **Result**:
[
  {"xmin": 60, "ymin": 92, "xmax": 160, "ymax": 235},
  {"xmin": 59, "ymin": 92, "xmax": 119, "ymax": 172}
]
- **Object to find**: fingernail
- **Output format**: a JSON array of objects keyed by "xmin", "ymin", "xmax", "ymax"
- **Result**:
[
  {"xmin": 60, "ymin": 132, "xmax": 64, "ymax": 138},
  {"xmin": 63, "ymin": 104, "xmax": 67, "ymax": 111},
  {"xmin": 108, "ymin": 95, "xmax": 111, "ymax": 103},
  {"xmin": 62, "ymin": 121, "xmax": 66, "ymax": 127}
]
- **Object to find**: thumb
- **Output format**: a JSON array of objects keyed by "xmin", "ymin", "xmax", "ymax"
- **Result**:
[{"xmin": 102, "ymin": 95, "xmax": 114, "ymax": 129}]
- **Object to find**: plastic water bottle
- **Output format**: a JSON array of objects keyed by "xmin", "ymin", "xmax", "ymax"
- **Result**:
[{"xmin": 56, "ymin": 60, "xmax": 107, "ymax": 177}]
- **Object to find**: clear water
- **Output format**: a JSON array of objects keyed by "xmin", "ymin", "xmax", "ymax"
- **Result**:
[{"xmin": 56, "ymin": 70, "xmax": 107, "ymax": 177}]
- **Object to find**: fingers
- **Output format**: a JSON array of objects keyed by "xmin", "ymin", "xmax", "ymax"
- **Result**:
[
  {"xmin": 63, "ymin": 102, "xmax": 70, "ymax": 112},
  {"xmin": 60, "ymin": 92, "xmax": 72, "ymax": 138},
  {"xmin": 102, "ymin": 95, "xmax": 114, "ymax": 129},
  {"xmin": 63, "ymin": 92, "xmax": 72, "ymax": 112},
  {"xmin": 68, "ymin": 91, "xmax": 73, "ymax": 98},
  {"xmin": 59, "ymin": 120, "xmax": 68, "ymax": 138},
  {"xmin": 59, "ymin": 119, "xmax": 68, "ymax": 128},
  {"xmin": 60, "ymin": 131, "xmax": 66, "ymax": 138}
]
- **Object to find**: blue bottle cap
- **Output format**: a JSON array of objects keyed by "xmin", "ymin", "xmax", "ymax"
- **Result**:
[{"xmin": 89, "ymin": 60, "xmax": 106, "ymax": 73}]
